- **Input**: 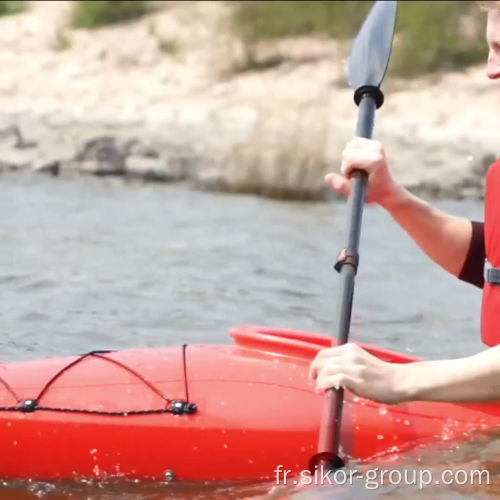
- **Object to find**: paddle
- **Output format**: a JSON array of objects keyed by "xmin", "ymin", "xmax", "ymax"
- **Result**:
[{"xmin": 309, "ymin": 0, "xmax": 397, "ymax": 472}]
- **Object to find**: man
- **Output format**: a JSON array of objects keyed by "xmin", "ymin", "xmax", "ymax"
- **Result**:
[{"xmin": 309, "ymin": 2, "xmax": 500, "ymax": 403}]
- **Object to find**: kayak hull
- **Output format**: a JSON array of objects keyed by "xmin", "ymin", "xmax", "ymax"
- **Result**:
[{"xmin": 0, "ymin": 326, "xmax": 498, "ymax": 481}]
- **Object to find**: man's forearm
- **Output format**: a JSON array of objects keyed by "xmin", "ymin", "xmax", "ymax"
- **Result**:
[
  {"xmin": 398, "ymin": 346, "xmax": 500, "ymax": 402},
  {"xmin": 380, "ymin": 183, "xmax": 473, "ymax": 277}
]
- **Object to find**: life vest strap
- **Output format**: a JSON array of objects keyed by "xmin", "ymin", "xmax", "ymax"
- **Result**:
[{"xmin": 485, "ymin": 266, "xmax": 500, "ymax": 285}]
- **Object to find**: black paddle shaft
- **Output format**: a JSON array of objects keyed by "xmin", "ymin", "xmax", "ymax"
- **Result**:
[
  {"xmin": 311, "ymin": 94, "xmax": 377, "ymax": 471},
  {"xmin": 309, "ymin": 0, "xmax": 397, "ymax": 472}
]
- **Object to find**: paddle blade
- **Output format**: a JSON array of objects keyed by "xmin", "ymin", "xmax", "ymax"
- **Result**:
[{"xmin": 348, "ymin": 0, "xmax": 397, "ymax": 89}]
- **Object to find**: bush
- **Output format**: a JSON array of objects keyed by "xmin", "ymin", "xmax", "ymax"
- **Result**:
[
  {"xmin": 0, "ymin": 1, "xmax": 26, "ymax": 16},
  {"xmin": 229, "ymin": 1, "xmax": 487, "ymax": 77},
  {"xmin": 72, "ymin": 1, "xmax": 153, "ymax": 29},
  {"xmin": 391, "ymin": 1, "xmax": 486, "ymax": 77}
]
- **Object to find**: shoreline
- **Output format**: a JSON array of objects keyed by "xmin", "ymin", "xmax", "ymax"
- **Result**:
[{"xmin": 0, "ymin": 1, "xmax": 497, "ymax": 201}]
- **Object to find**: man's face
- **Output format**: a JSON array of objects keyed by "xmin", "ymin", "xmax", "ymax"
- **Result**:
[{"xmin": 487, "ymin": 10, "xmax": 500, "ymax": 79}]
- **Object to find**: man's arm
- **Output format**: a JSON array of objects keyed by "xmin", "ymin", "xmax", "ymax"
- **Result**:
[
  {"xmin": 310, "ymin": 343, "xmax": 500, "ymax": 403},
  {"xmin": 399, "ymin": 345, "xmax": 500, "ymax": 402},
  {"xmin": 329, "ymin": 137, "xmax": 477, "ymax": 279},
  {"xmin": 380, "ymin": 183, "xmax": 476, "ymax": 279}
]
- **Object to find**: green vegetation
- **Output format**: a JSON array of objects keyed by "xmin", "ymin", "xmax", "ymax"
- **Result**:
[
  {"xmin": 229, "ymin": 1, "xmax": 488, "ymax": 77},
  {"xmin": 53, "ymin": 29, "xmax": 71, "ymax": 52},
  {"xmin": 393, "ymin": 1, "xmax": 486, "ymax": 76},
  {"xmin": 0, "ymin": 1, "xmax": 26, "ymax": 16},
  {"xmin": 149, "ymin": 22, "xmax": 183, "ymax": 59},
  {"xmin": 72, "ymin": 1, "xmax": 154, "ymax": 29},
  {"xmin": 158, "ymin": 38, "xmax": 183, "ymax": 58}
]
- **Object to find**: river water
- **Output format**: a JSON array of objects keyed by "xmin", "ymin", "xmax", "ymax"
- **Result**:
[{"xmin": 0, "ymin": 173, "xmax": 497, "ymax": 499}]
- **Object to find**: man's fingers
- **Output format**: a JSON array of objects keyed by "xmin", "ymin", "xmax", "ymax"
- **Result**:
[
  {"xmin": 309, "ymin": 344, "xmax": 364, "ymax": 381},
  {"xmin": 315, "ymin": 372, "xmax": 362, "ymax": 393},
  {"xmin": 346, "ymin": 137, "xmax": 382, "ymax": 151},
  {"xmin": 309, "ymin": 346, "xmax": 343, "ymax": 380},
  {"xmin": 325, "ymin": 173, "xmax": 351, "ymax": 197},
  {"xmin": 341, "ymin": 153, "xmax": 382, "ymax": 177}
]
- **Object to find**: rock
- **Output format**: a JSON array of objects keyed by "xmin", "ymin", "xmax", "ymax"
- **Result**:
[
  {"xmin": 33, "ymin": 160, "xmax": 60, "ymax": 176},
  {"xmin": 0, "ymin": 148, "xmax": 40, "ymax": 171},
  {"xmin": 124, "ymin": 139, "xmax": 160, "ymax": 159},
  {"xmin": 125, "ymin": 156, "xmax": 181, "ymax": 182},
  {"xmin": 0, "ymin": 160, "xmax": 29, "ymax": 173},
  {"xmin": 74, "ymin": 137, "xmax": 126, "ymax": 175},
  {"xmin": 472, "ymin": 153, "xmax": 498, "ymax": 176},
  {"xmin": 0, "ymin": 125, "xmax": 37, "ymax": 149},
  {"xmin": 169, "ymin": 154, "xmax": 199, "ymax": 179},
  {"xmin": 192, "ymin": 167, "xmax": 225, "ymax": 190}
]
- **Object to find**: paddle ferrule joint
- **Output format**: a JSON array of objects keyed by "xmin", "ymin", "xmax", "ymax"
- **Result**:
[
  {"xmin": 354, "ymin": 85, "xmax": 384, "ymax": 109},
  {"xmin": 334, "ymin": 249, "xmax": 359, "ymax": 274}
]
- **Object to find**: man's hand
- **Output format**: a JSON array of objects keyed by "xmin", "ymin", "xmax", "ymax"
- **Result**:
[
  {"xmin": 310, "ymin": 343, "xmax": 500, "ymax": 404},
  {"xmin": 309, "ymin": 343, "xmax": 407, "ymax": 404},
  {"xmin": 326, "ymin": 137, "xmax": 399, "ymax": 206}
]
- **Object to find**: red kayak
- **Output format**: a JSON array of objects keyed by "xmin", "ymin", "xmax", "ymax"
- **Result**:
[{"xmin": 0, "ymin": 326, "xmax": 498, "ymax": 481}]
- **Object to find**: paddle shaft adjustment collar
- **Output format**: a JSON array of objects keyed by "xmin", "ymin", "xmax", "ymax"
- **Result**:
[{"xmin": 334, "ymin": 249, "xmax": 359, "ymax": 275}]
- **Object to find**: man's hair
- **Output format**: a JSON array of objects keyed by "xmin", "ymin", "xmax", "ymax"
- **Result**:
[{"xmin": 478, "ymin": 1, "xmax": 500, "ymax": 10}]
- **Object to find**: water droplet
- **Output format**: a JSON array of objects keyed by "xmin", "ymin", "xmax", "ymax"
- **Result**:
[
  {"xmin": 6, "ymin": 422, "xmax": 11, "ymax": 427},
  {"xmin": 377, "ymin": 434, "xmax": 384, "ymax": 440},
  {"xmin": 404, "ymin": 419, "xmax": 411, "ymax": 426},
  {"xmin": 378, "ymin": 407, "xmax": 387, "ymax": 415},
  {"xmin": 248, "ymin": 459, "xmax": 254, "ymax": 464},
  {"xmin": 90, "ymin": 449, "xmax": 97, "ymax": 455},
  {"xmin": 352, "ymin": 396, "xmax": 360, "ymax": 403},
  {"xmin": 223, "ymin": 444, "xmax": 228, "ymax": 449}
]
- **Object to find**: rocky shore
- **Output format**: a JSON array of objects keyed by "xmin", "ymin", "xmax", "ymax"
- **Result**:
[{"xmin": 0, "ymin": 1, "xmax": 498, "ymax": 200}]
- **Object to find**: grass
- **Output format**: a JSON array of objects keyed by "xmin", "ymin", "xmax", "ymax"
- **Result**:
[
  {"xmin": 218, "ymin": 96, "xmax": 332, "ymax": 200},
  {"xmin": 0, "ymin": 1, "xmax": 26, "ymax": 16},
  {"xmin": 392, "ymin": 1, "xmax": 486, "ymax": 77},
  {"xmin": 72, "ymin": 1, "xmax": 154, "ymax": 29},
  {"xmin": 149, "ymin": 22, "xmax": 184, "ymax": 59},
  {"xmin": 229, "ymin": 1, "xmax": 488, "ymax": 77},
  {"xmin": 158, "ymin": 38, "xmax": 183, "ymax": 58},
  {"xmin": 52, "ymin": 28, "xmax": 71, "ymax": 52}
]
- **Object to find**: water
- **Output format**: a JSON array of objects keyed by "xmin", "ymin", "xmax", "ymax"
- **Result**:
[{"xmin": 0, "ymin": 173, "xmax": 497, "ymax": 499}]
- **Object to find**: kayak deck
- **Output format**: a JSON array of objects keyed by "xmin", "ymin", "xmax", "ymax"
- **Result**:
[{"xmin": 0, "ymin": 326, "xmax": 497, "ymax": 481}]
